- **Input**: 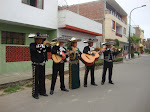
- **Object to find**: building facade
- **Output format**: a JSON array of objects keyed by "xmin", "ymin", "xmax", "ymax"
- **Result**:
[
  {"xmin": 65, "ymin": 0, "xmax": 128, "ymax": 49},
  {"xmin": 0, "ymin": 0, "xmax": 58, "ymax": 74},
  {"xmin": 133, "ymin": 26, "xmax": 145, "ymax": 51},
  {"xmin": 146, "ymin": 38, "xmax": 150, "ymax": 49}
]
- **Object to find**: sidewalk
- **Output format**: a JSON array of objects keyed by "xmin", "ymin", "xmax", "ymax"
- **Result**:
[
  {"xmin": 0, "ymin": 62, "xmax": 85, "ymax": 85},
  {"xmin": 0, "ymin": 54, "xmax": 139, "ymax": 86}
]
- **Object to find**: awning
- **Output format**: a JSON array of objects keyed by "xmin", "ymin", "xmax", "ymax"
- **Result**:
[{"xmin": 60, "ymin": 25, "xmax": 103, "ymax": 36}]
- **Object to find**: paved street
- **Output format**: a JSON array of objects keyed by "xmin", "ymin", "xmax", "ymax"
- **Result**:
[{"xmin": 0, "ymin": 55, "xmax": 150, "ymax": 112}]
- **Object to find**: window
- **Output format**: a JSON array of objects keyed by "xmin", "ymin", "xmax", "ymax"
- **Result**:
[
  {"xmin": 112, "ymin": 20, "xmax": 116, "ymax": 30},
  {"xmin": 22, "ymin": 0, "xmax": 43, "ymax": 9},
  {"xmin": 1, "ymin": 31, "xmax": 25, "ymax": 45}
]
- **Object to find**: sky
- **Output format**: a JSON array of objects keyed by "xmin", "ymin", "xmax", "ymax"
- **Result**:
[{"xmin": 58, "ymin": 0, "xmax": 150, "ymax": 39}]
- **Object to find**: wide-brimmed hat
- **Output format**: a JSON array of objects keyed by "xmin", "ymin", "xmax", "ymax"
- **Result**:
[
  {"xmin": 28, "ymin": 33, "xmax": 49, "ymax": 39},
  {"xmin": 68, "ymin": 37, "xmax": 82, "ymax": 42},
  {"xmin": 102, "ymin": 41, "xmax": 116, "ymax": 45},
  {"xmin": 52, "ymin": 37, "xmax": 68, "ymax": 43},
  {"xmin": 83, "ymin": 38, "xmax": 98, "ymax": 43}
]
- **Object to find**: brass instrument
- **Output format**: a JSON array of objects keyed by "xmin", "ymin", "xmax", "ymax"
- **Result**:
[
  {"xmin": 44, "ymin": 41, "xmax": 57, "ymax": 46},
  {"xmin": 47, "ymin": 41, "xmax": 59, "ymax": 46},
  {"xmin": 49, "ymin": 42, "xmax": 57, "ymax": 46}
]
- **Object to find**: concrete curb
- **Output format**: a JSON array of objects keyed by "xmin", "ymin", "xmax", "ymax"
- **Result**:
[{"xmin": 0, "ymin": 61, "xmax": 123, "ymax": 90}]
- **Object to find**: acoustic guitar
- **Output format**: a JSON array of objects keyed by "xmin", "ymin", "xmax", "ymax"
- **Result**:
[
  {"xmin": 81, "ymin": 53, "xmax": 95, "ymax": 66},
  {"xmin": 81, "ymin": 50, "xmax": 102, "ymax": 66},
  {"xmin": 52, "ymin": 51, "xmax": 74, "ymax": 63},
  {"xmin": 91, "ymin": 51, "xmax": 100, "ymax": 61}
]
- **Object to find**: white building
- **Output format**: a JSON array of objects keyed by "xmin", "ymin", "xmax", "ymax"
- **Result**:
[
  {"xmin": 0, "ymin": 0, "xmax": 58, "ymax": 74},
  {"xmin": 58, "ymin": 10, "xmax": 103, "ymax": 51},
  {"xmin": 0, "ymin": 0, "xmax": 57, "ymax": 29}
]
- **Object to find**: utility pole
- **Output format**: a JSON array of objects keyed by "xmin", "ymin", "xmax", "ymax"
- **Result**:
[
  {"xmin": 128, "ymin": 5, "xmax": 146, "ymax": 59},
  {"xmin": 102, "ymin": 0, "xmax": 106, "ymax": 45}
]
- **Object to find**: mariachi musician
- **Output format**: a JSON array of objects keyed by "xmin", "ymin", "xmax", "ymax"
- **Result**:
[
  {"xmin": 101, "ymin": 41, "xmax": 117, "ymax": 85},
  {"xmin": 83, "ymin": 38, "xmax": 98, "ymax": 87},
  {"xmin": 50, "ymin": 37, "xmax": 69, "ymax": 95},
  {"xmin": 67, "ymin": 37, "xmax": 82, "ymax": 89},
  {"xmin": 29, "ymin": 33, "xmax": 51, "ymax": 99}
]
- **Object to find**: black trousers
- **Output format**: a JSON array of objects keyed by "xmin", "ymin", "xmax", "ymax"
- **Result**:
[
  {"xmin": 102, "ymin": 67, "xmax": 113, "ymax": 83},
  {"xmin": 84, "ymin": 64, "xmax": 95, "ymax": 85},
  {"xmin": 32, "ymin": 64, "xmax": 46, "ymax": 97},
  {"xmin": 50, "ymin": 62, "xmax": 65, "ymax": 91}
]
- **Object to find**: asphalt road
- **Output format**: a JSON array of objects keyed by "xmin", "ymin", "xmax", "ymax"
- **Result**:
[{"xmin": 0, "ymin": 54, "xmax": 150, "ymax": 112}]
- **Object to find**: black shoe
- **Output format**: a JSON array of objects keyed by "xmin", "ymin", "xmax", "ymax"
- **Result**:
[
  {"xmin": 91, "ymin": 83, "xmax": 98, "ymax": 86},
  {"xmin": 40, "ymin": 93, "xmax": 48, "ymax": 96},
  {"xmin": 50, "ymin": 90, "xmax": 54, "ymax": 95},
  {"xmin": 61, "ymin": 88, "xmax": 69, "ymax": 92},
  {"xmin": 101, "ymin": 82, "xmax": 104, "ymax": 85},
  {"xmin": 33, "ymin": 95, "xmax": 39, "ymax": 99},
  {"xmin": 84, "ymin": 84, "xmax": 87, "ymax": 87},
  {"xmin": 109, "ymin": 82, "xmax": 114, "ymax": 84}
]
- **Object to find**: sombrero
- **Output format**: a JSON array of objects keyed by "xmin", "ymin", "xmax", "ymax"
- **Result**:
[
  {"xmin": 83, "ymin": 38, "xmax": 98, "ymax": 43},
  {"xmin": 28, "ymin": 33, "xmax": 49, "ymax": 38},
  {"xmin": 68, "ymin": 37, "xmax": 82, "ymax": 42},
  {"xmin": 52, "ymin": 37, "xmax": 68, "ymax": 43},
  {"xmin": 102, "ymin": 41, "xmax": 116, "ymax": 45}
]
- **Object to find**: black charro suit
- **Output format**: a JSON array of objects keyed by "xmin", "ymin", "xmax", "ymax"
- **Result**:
[
  {"xmin": 30, "ymin": 42, "xmax": 51, "ymax": 97},
  {"xmin": 83, "ymin": 46, "xmax": 96, "ymax": 85},
  {"xmin": 102, "ymin": 48, "xmax": 116, "ymax": 83},
  {"xmin": 50, "ymin": 45, "xmax": 68, "ymax": 91}
]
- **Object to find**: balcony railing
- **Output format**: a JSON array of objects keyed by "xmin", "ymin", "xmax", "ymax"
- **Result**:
[
  {"xmin": 116, "ymin": 32, "xmax": 122, "ymax": 37},
  {"xmin": 106, "ymin": 10, "xmax": 127, "ymax": 24}
]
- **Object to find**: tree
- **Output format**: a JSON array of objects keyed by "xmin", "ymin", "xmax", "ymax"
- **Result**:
[
  {"xmin": 114, "ymin": 39, "xmax": 123, "ymax": 55},
  {"xmin": 114, "ymin": 39, "xmax": 119, "ymax": 47},
  {"xmin": 130, "ymin": 35, "xmax": 141, "ymax": 45},
  {"xmin": 130, "ymin": 35, "xmax": 141, "ymax": 52}
]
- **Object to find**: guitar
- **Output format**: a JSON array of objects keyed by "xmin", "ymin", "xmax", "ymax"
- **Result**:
[
  {"xmin": 91, "ymin": 51, "xmax": 101, "ymax": 61},
  {"xmin": 81, "ymin": 53, "xmax": 95, "ymax": 66},
  {"xmin": 81, "ymin": 50, "xmax": 102, "ymax": 66},
  {"xmin": 52, "ymin": 51, "xmax": 74, "ymax": 63}
]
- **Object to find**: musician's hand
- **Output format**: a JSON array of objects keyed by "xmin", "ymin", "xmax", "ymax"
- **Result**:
[
  {"xmin": 43, "ymin": 40, "xmax": 51, "ymax": 46},
  {"xmin": 111, "ymin": 46, "xmax": 116, "ymax": 50}
]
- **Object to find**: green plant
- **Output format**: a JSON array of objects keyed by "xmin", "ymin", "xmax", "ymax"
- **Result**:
[
  {"xmin": 130, "ymin": 35, "xmax": 141, "ymax": 45},
  {"xmin": 114, "ymin": 39, "xmax": 120, "ymax": 46},
  {"xmin": 131, "ymin": 52, "xmax": 135, "ymax": 58},
  {"xmin": 4, "ymin": 85, "xmax": 24, "ymax": 94},
  {"xmin": 113, "ymin": 57, "xmax": 123, "ymax": 62},
  {"xmin": 145, "ymin": 48, "xmax": 150, "ymax": 53},
  {"xmin": 25, "ymin": 83, "xmax": 32, "ymax": 88},
  {"xmin": 134, "ymin": 51, "xmax": 139, "ymax": 55},
  {"xmin": 95, "ymin": 58, "xmax": 123, "ymax": 66},
  {"xmin": 95, "ymin": 59, "xmax": 104, "ymax": 66}
]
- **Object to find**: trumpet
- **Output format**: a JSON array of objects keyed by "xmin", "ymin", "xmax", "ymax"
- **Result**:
[
  {"xmin": 43, "ymin": 40, "xmax": 57, "ymax": 46},
  {"xmin": 49, "ymin": 42, "xmax": 57, "ymax": 46}
]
